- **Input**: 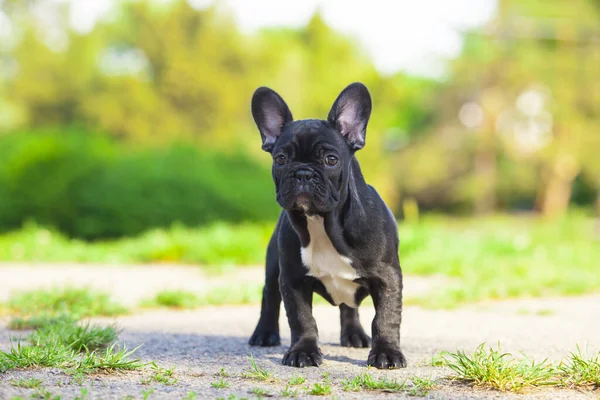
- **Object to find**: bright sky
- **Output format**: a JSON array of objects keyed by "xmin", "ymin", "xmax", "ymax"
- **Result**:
[
  {"xmin": 2, "ymin": 0, "xmax": 498, "ymax": 78},
  {"xmin": 209, "ymin": 0, "xmax": 498, "ymax": 77}
]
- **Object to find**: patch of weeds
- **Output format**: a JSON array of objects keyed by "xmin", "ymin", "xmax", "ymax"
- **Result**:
[
  {"xmin": 430, "ymin": 351, "xmax": 449, "ymax": 366},
  {"xmin": 141, "ymin": 363, "xmax": 178, "ymax": 386},
  {"xmin": 11, "ymin": 377, "xmax": 43, "ymax": 388},
  {"xmin": 211, "ymin": 378, "xmax": 230, "ymax": 388},
  {"xmin": 288, "ymin": 374, "xmax": 305, "ymax": 385},
  {"xmin": 8, "ymin": 313, "xmax": 78, "ymax": 330},
  {"xmin": 141, "ymin": 388, "xmax": 154, "ymax": 400},
  {"xmin": 558, "ymin": 346, "xmax": 600, "ymax": 388},
  {"xmin": 7, "ymin": 287, "xmax": 127, "ymax": 317},
  {"xmin": 250, "ymin": 387, "xmax": 271, "ymax": 397},
  {"xmin": 215, "ymin": 367, "xmax": 230, "ymax": 377},
  {"xmin": 2, "ymin": 340, "xmax": 75, "ymax": 369},
  {"xmin": 341, "ymin": 376, "xmax": 362, "ymax": 392},
  {"xmin": 30, "ymin": 321, "xmax": 119, "ymax": 352},
  {"xmin": 444, "ymin": 343, "xmax": 556, "ymax": 392},
  {"xmin": 409, "ymin": 376, "xmax": 437, "ymax": 396},
  {"xmin": 0, "ymin": 352, "xmax": 12, "ymax": 372},
  {"xmin": 307, "ymin": 381, "xmax": 332, "ymax": 396},
  {"xmin": 241, "ymin": 354, "xmax": 272, "ymax": 381},
  {"xmin": 141, "ymin": 290, "xmax": 201, "ymax": 309},
  {"xmin": 183, "ymin": 392, "xmax": 198, "ymax": 400},
  {"xmin": 76, "ymin": 344, "xmax": 145, "ymax": 373},
  {"xmin": 280, "ymin": 385, "xmax": 299, "ymax": 397},
  {"xmin": 342, "ymin": 373, "xmax": 406, "ymax": 392}
]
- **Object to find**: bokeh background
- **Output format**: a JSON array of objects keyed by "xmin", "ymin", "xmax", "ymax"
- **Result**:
[{"xmin": 0, "ymin": 0, "xmax": 599, "ymax": 307}]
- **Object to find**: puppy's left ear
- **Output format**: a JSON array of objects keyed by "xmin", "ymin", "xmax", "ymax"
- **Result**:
[{"xmin": 327, "ymin": 82, "xmax": 372, "ymax": 151}]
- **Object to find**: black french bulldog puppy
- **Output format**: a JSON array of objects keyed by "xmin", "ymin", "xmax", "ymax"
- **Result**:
[{"xmin": 248, "ymin": 82, "xmax": 406, "ymax": 369}]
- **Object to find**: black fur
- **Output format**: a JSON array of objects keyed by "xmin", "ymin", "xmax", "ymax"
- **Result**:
[{"xmin": 249, "ymin": 83, "xmax": 406, "ymax": 369}]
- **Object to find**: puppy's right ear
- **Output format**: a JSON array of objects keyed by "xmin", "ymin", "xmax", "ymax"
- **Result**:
[{"xmin": 251, "ymin": 87, "xmax": 293, "ymax": 152}]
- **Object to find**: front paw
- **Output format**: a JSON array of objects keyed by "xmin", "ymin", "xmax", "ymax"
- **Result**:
[
  {"xmin": 282, "ymin": 343, "xmax": 323, "ymax": 368},
  {"xmin": 367, "ymin": 346, "xmax": 407, "ymax": 369},
  {"xmin": 341, "ymin": 326, "xmax": 371, "ymax": 348},
  {"xmin": 249, "ymin": 328, "xmax": 280, "ymax": 347}
]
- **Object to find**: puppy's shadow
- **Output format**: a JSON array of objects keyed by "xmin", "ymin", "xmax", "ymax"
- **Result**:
[
  {"xmin": 325, "ymin": 354, "xmax": 366, "ymax": 366},
  {"xmin": 120, "ymin": 330, "xmax": 371, "ymax": 370}
]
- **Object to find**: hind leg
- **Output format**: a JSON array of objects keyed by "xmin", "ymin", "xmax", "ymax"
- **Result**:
[
  {"xmin": 340, "ymin": 291, "xmax": 370, "ymax": 348},
  {"xmin": 249, "ymin": 232, "xmax": 281, "ymax": 347}
]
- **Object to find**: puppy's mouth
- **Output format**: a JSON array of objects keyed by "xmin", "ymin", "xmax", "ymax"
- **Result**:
[{"xmin": 294, "ymin": 193, "xmax": 312, "ymax": 212}]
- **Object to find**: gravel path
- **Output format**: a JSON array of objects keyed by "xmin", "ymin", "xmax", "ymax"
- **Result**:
[{"xmin": 0, "ymin": 264, "xmax": 599, "ymax": 399}]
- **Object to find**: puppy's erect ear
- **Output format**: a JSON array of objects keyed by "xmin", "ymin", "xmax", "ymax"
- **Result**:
[
  {"xmin": 327, "ymin": 82, "xmax": 372, "ymax": 151},
  {"xmin": 251, "ymin": 87, "xmax": 293, "ymax": 152}
]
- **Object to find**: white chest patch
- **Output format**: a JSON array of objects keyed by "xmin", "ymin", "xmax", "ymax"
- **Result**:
[{"xmin": 300, "ymin": 216, "xmax": 360, "ymax": 307}]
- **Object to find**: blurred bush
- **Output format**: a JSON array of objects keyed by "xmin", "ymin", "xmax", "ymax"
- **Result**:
[
  {"xmin": 1, "ymin": 0, "xmax": 598, "ymax": 222},
  {"xmin": 0, "ymin": 130, "xmax": 278, "ymax": 239}
]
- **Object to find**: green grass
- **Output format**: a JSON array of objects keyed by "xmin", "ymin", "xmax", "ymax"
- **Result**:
[
  {"xmin": 74, "ymin": 388, "xmax": 89, "ymax": 400},
  {"xmin": 280, "ymin": 385, "xmax": 299, "ymax": 397},
  {"xmin": 29, "ymin": 321, "xmax": 119, "ymax": 352},
  {"xmin": 307, "ymin": 381, "xmax": 332, "ymax": 396},
  {"xmin": 8, "ymin": 313, "xmax": 78, "ymax": 330},
  {"xmin": 141, "ymin": 388, "xmax": 154, "ymax": 400},
  {"xmin": 288, "ymin": 374, "xmax": 306, "ymax": 385},
  {"xmin": 250, "ymin": 387, "xmax": 270, "ymax": 396},
  {"xmin": 30, "ymin": 387, "xmax": 60, "ymax": 400},
  {"xmin": 241, "ymin": 355, "xmax": 272, "ymax": 381},
  {"xmin": 141, "ymin": 286, "xmax": 263, "ymax": 309},
  {"xmin": 75, "ymin": 344, "xmax": 145, "ymax": 373},
  {"xmin": 0, "ymin": 221, "xmax": 273, "ymax": 267},
  {"xmin": 215, "ymin": 367, "xmax": 230, "ymax": 377},
  {"xmin": 7, "ymin": 287, "xmax": 128, "ymax": 318},
  {"xmin": 1, "ymin": 214, "xmax": 599, "ymax": 308},
  {"xmin": 342, "ymin": 373, "xmax": 406, "ymax": 392},
  {"xmin": 183, "ymin": 392, "xmax": 198, "ymax": 400},
  {"xmin": 11, "ymin": 377, "xmax": 43, "ymax": 388},
  {"xmin": 0, "ymin": 312, "xmax": 143, "ymax": 375},
  {"xmin": 401, "ymin": 214, "xmax": 600, "ymax": 308},
  {"xmin": 444, "ymin": 343, "xmax": 600, "ymax": 392},
  {"xmin": 558, "ymin": 346, "xmax": 600, "ymax": 388},
  {"xmin": 2, "ymin": 340, "xmax": 76, "ymax": 369},
  {"xmin": 210, "ymin": 378, "xmax": 230, "ymax": 388},
  {"xmin": 141, "ymin": 290, "xmax": 202, "ymax": 309},
  {"xmin": 141, "ymin": 364, "xmax": 178, "ymax": 386},
  {"xmin": 409, "ymin": 376, "xmax": 437, "ymax": 396},
  {"xmin": 430, "ymin": 351, "xmax": 449, "ymax": 367},
  {"xmin": 444, "ymin": 343, "xmax": 556, "ymax": 392}
]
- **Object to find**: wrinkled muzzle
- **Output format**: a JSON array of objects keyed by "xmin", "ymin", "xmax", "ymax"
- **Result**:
[{"xmin": 275, "ymin": 167, "xmax": 333, "ymax": 213}]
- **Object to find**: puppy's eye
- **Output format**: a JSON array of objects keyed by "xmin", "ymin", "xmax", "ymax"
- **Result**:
[
  {"xmin": 274, "ymin": 155, "xmax": 287, "ymax": 165},
  {"xmin": 325, "ymin": 155, "xmax": 338, "ymax": 166}
]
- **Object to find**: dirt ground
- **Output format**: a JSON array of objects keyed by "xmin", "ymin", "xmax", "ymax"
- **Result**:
[{"xmin": 0, "ymin": 264, "xmax": 599, "ymax": 400}]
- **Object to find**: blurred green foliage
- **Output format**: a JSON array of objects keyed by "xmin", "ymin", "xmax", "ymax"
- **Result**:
[
  {"xmin": 0, "ymin": 214, "xmax": 597, "ymax": 308},
  {"xmin": 395, "ymin": 0, "xmax": 600, "ymax": 215},
  {"xmin": 0, "ymin": 131, "xmax": 278, "ymax": 238},
  {"xmin": 0, "ymin": 0, "xmax": 599, "ymax": 240},
  {"xmin": 0, "ymin": 0, "xmax": 436, "ymax": 222}
]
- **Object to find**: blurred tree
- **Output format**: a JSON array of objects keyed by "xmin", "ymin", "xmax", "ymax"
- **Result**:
[
  {"xmin": 1, "ymin": 0, "xmax": 438, "ymax": 223},
  {"xmin": 395, "ymin": 0, "xmax": 600, "ymax": 216}
]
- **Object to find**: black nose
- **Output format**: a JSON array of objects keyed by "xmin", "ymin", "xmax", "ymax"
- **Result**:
[{"xmin": 295, "ymin": 168, "xmax": 314, "ymax": 181}]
